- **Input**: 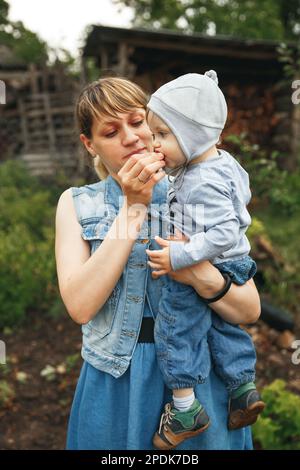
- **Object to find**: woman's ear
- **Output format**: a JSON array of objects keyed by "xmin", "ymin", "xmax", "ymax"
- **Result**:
[{"xmin": 80, "ymin": 133, "xmax": 95, "ymax": 156}]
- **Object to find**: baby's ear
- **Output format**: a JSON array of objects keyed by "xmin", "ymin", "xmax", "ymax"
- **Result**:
[{"xmin": 204, "ymin": 70, "xmax": 218, "ymax": 85}]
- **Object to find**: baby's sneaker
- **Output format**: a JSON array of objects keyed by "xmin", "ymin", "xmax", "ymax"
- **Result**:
[
  {"xmin": 153, "ymin": 399, "xmax": 210, "ymax": 450},
  {"xmin": 228, "ymin": 384, "xmax": 265, "ymax": 430}
]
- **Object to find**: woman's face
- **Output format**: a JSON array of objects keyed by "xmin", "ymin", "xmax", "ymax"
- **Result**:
[{"xmin": 81, "ymin": 108, "xmax": 153, "ymax": 175}]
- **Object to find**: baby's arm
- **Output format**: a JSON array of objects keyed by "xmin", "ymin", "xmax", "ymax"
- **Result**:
[{"xmin": 169, "ymin": 179, "xmax": 240, "ymax": 271}]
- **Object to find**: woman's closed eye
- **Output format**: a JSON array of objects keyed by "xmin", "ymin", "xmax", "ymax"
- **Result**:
[
  {"xmin": 131, "ymin": 119, "xmax": 144, "ymax": 127},
  {"xmin": 104, "ymin": 120, "xmax": 144, "ymax": 138},
  {"xmin": 105, "ymin": 129, "xmax": 118, "ymax": 138}
]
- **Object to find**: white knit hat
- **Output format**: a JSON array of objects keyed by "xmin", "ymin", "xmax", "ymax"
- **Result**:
[{"xmin": 148, "ymin": 71, "xmax": 227, "ymax": 163}]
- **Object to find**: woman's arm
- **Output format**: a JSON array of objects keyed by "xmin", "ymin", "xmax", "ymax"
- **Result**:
[
  {"xmin": 55, "ymin": 189, "xmax": 147, "ymax": 325},
  {"xmin": 168, "ymin": 261, "xmax": 261, "ymax": 325}
]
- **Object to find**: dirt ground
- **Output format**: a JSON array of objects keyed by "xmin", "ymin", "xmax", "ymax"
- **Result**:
[
  {"xmin": 0, "ymin": 312, "xmax": 299, "ymax": 450},
  {"xmin": 0, "ymin": 313, "xmax": 82, "ymax": 450}
]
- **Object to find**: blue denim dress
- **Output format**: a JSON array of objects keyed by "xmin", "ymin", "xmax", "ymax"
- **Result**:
[{"xmin": 66, "ymin": 298, "xmax": 253, "ymax": 450}]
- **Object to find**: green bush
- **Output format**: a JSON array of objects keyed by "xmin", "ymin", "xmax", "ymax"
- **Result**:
[
  {"xmin": 247, "ymin": 216, "xmax": 270, "ymax": 242},
  {"xmin": 253, "ymin": 380, "xmax": 300, "ymax": 449},
  {"xmin": 224, "ymin": 133, "xmax": 300, "ymax": 215},
  {"xmin": 0, "ymin": 160, "xmax": 58, "ymax": 328},
  {"xmin": 268, "ymin": 172, "xmax": 300, "ymax": 215}
]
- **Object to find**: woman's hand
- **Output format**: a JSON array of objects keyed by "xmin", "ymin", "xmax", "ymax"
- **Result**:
[
  {"xmin": 116, "ymin": 152, "xmax": 166, "ymax": 207},
  {"xmin": 170, "ymin": 262, "xmax": 261, "ymax": 324},
  {"xmin": 169, "ymin": 260, "xmax": 224, "ymax": 295},
  {"xmin": 155, "ymin": 228, "xmax": 261, "ymax": 325}
]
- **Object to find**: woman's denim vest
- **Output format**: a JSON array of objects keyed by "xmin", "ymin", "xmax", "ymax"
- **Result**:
[{"xmin": 71, "ymin": 175, "xmax": 168, "ymax": 378}]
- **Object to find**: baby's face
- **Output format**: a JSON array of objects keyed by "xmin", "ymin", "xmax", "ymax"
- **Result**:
[{"xmin": 147, "ymin": 110, "xmax": 186, "ymax": 170}]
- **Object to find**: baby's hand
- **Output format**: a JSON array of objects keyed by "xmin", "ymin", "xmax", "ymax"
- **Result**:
[{"xmin": 146, "ymin": 236, "xmax": 172, "ymax": 278}]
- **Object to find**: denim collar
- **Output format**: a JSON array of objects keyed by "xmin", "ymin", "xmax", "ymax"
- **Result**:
[{"xmin": 105, "ymin": 175, "xmax": 124, "ymax": 211}]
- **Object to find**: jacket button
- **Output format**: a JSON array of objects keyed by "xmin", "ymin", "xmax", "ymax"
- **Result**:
[{"xmin": 141, "ymin": 239, "xmax": 149, "ymax": 244}]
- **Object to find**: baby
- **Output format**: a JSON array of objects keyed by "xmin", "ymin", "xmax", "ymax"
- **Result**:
[{"xmin": 146, "ymin": 71, "xmax": 265, "ymax": 450}]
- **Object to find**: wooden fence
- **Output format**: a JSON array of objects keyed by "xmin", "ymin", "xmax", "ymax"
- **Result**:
[
  {"xmin": 0, "ymin": 64, "xmax": 82, "ymax": 176},
  {"xmin": 1, "ymin": 91, "xmax": 80, "ymax": 176}
]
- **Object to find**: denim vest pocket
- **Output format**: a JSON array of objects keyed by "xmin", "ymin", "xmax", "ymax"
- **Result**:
[
  {"xmin": 81, "ymin": 218, "xmax": 121, "ymax": 338},
  {"xmin": 82, "ymin": 218, "xmax": 111, "ymax": 254},
  {"xmin": 86, "ymin": 283, "xmax": 121, "ymax": 338}
]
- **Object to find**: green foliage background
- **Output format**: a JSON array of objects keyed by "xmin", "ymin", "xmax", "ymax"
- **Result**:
[
  {"xmin": 0, "ymin": 0, "xmax": 47, "ymax": 64},
  {"xmin": 0, "ymin": 161, "xmax": 58, "ymax": 328},
  {"xmin": 253, "ymin": 380, "xmax": 300, "ymax": 449},
  {"xmin": 115, "ymin": 0, "xmax": 300, "ymax": 40}
]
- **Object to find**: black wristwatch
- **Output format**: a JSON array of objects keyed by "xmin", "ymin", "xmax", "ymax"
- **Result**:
[{"xmin": 198, "ymin": 272, "xmax": 233, "ymax": 304}]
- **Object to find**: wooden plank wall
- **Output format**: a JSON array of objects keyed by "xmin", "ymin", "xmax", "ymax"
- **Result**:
[{"xmin": 0, "ymin": 64, "xmax": 80, "ymax": 176}]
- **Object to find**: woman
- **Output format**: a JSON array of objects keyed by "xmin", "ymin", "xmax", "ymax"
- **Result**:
[{"xmin": 55, "ymin": 77, "xmax": 261, "ymax": 450}]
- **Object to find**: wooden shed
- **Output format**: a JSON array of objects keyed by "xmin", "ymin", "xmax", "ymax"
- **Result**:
[{"xmin": 82, "ymin": 25, "xmax": 299, "ymax": 169}]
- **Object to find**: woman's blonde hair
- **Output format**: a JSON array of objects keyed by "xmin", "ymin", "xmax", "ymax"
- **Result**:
[{"xmin": 76, "ymin": 77, "xmax": 148, "ymax": 180}]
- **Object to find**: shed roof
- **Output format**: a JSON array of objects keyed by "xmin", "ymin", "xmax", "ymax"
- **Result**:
[
  {"xmin": 82, "ymin": 25, "xmax": 286, "ymax": 80},
  {"xmin": 83, "ymin": 24, "xmax": 284, "ymax": 60}
]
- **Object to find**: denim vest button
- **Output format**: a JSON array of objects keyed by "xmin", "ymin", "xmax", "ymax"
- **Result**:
[
  {"xmin": 127, "ymin": 295, "xmax": 143, "ymax": 303},
  {"xmin": 129, "ymin": 262, "xmax": 146, "ymax": 268}
]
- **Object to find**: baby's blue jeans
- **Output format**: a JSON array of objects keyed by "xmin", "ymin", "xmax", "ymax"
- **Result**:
[{"xmin": 155, "ymin": 255, "xmax": 257, "ymax": 392}]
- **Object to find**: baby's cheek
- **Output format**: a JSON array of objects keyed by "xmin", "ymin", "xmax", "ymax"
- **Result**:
[{"xmin": 143, "ymin": 128, "xmax": 154, "ymax": 150}]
